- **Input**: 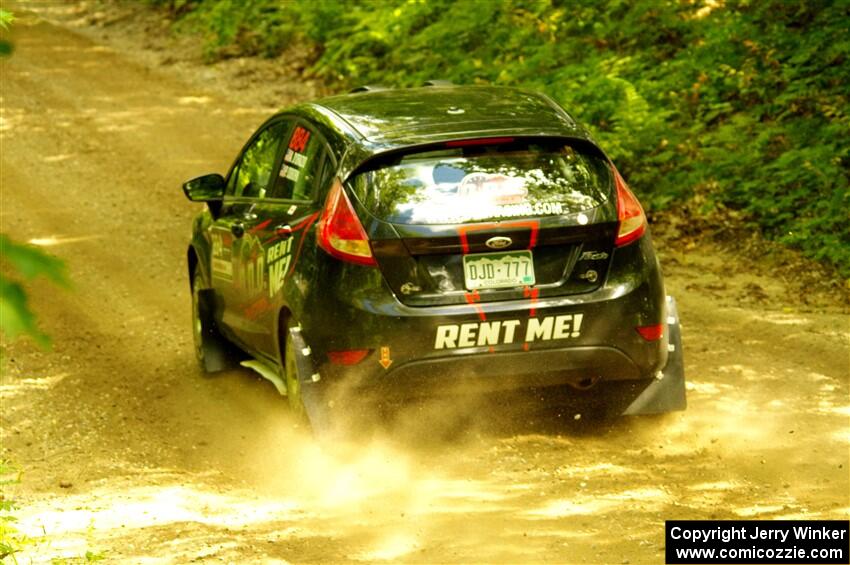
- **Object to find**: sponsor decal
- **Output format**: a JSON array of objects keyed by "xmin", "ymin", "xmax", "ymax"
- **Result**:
[
  {"xmin": 435, "ymin": 202, "xmax": 564, "ymax": 224},
  {"xmin": 288, "ymin": 126, "xmax": 311, "ymax": 152},
  {"xmin": 458, "ymin": 172, "xmax": 528, "ymax": 204},
  {"xmin": 261, "ymin": 211, "xmax": 320, "ymax": 296},
  {"xmin": 284, "ymin": 148, "xmax": 307, "ymax": 168},
  {"xmin": 279, "ymin": 126, "xmax": 312, "ymax": 183},
  {"xmin": 235, "ymin": 233, "xmax": 265, "ymax": 296},
  {"xmin": 210, "ymin": 231, "xmax": 233, "ymax": 280},
  {"xmin": 434, "ymin": 313, "xmax": 584, "ymax": 350},
  {"xmin": 267, "ymin": 237, "xmax": 293, "ymax": 298}
]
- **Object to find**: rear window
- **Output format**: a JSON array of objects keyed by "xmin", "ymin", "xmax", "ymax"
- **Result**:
[{"xmin": 349, "ymin": 141, "xmax": 611, "ymax": 225}]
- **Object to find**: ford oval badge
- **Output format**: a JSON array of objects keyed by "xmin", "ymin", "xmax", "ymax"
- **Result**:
[{"xmin": 485, "ymin": 236, "xmax": 513, "ymax": 250}]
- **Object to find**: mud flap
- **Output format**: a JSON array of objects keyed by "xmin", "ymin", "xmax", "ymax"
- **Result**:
[
  {"xmin": 287, "ymin": 326, "xmax": 333, "ymax": 434},
  {"xmin": 622, "ymin": 295, "xmax": 687, "ymax": 415},
  {"xmin": 197, "ymin": 288, "xmax": 243, "ymax": 372}
]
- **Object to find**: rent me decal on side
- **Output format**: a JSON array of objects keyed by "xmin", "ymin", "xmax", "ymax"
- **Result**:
[
  {"xmin": 267, "ymin": 237, "xmax": 292, "ymax": 298},
  {"xmin": 435, "ymin": 314, "xmax": 584, "ymax": 349}
]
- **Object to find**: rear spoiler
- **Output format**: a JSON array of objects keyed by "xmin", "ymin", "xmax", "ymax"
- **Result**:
[{"xmin": 343, "ymin": 135, "xmax": 610, "ymax": 183}]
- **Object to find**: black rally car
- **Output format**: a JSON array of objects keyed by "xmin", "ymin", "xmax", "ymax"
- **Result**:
[{"xmin": 183, "ymin": 84, "xmax": 686, "ymax": 425}]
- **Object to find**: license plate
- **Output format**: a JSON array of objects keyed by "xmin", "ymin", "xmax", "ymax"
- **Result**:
[{"xmin": 463, "ymin": 250, "xmax": 535, "ymax": 290}]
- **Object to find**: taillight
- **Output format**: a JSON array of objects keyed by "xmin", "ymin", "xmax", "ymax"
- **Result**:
[
  {"xmin": 612, "ymin": 165, "xmax": 647, "ymax": 247},
  {"xmin": 328, "ymin": 349, "xmax": 370, "ymax": 365},
  {"xmin": 636, "ymin": 324, "xmax": 664, "ymax": 341},
  {"xmin": 317, "ymin": 179, "xmax": 377, "ymax": 266}
]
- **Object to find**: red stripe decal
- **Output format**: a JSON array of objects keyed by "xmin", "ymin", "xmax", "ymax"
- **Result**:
[
  {"xmin": 523, "ymin": 285, "xmax": 540, "ymax": 317},
  {"xmin": 459, "ymin": 230, "xmax": 471, "ymax": 255},
  {"xmin": 291, "ymin": 212, "xmax": 319, "ymax": 232},
  {"xmin": 464, "ymin": 290, "xmax": 486, "ymax": 321},
  {"xmin": 260, "ymin": 212, "xmax": 320, "ymax": 245},
  {"xmin": 249, "ymin": 219, "xmax": 272, "ymax": 234},
  {"xmin": 288, "ymin": 212, "xmax": 321, "ymax": 275}
]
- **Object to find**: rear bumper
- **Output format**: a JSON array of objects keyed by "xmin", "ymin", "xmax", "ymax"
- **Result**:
[
  {"xmin": 364, "ymin": 345, "xmax": 642, "ymax": 398},
  {"xmin": 301, "ymin": 237, "xmax": 668, "ymax": 397}
]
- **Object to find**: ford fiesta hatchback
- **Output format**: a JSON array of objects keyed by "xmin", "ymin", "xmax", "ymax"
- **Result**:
[{"xmin": 183, "ymin": 84, "xmax": 686, "ymax": 427}]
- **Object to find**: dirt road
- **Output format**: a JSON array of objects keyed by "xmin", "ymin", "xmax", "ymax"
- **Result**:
[{"xmin": 1, "ymin": 6, "xmax": 848, "ymax": 564}]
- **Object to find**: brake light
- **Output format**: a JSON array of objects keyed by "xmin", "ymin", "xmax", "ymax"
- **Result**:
[
  {"xmin": 328, "ymin": 349, "xmax": 370, "ymax": 365},
  {"xmin": 612, "ymin": 165, "xmax": 647, "ymax": 247},
  {"xmin": 445, "ymin": 137, "xmax": 514, "ymax": 148},
  {"xmin": 636, "ymin": 324, "xmax": 664, "ymax": 341},
  {"xmin": 317, "ymin": 179, "xmax": 377, "ymax": 266}
]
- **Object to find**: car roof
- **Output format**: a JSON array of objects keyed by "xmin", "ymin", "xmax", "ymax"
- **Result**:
[{"xmin": 285, "ymin": 85, "xmax": 597, "ymax": 180}]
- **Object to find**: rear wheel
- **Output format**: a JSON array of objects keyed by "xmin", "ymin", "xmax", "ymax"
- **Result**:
[
  {"xmin": 283, "ymin": 322, "xmax": 308, "ymax": 423},
  {"xmin": 281, "ymin": 321, "xmax": 336, "ymax": 435}
]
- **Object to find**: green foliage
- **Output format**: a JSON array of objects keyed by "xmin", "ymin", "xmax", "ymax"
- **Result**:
[
  {"xmin": 0, "ymin": 460, "xmax": 25, "ymax": 562},
  {"xmin": 0, "ymin": 235, "xmax": 70, "ymax": 348},
  {"xmin": 0, "ymin": 8, "xmax": 14, "ymax": 56},
  {"xmin": 0, "ymin": 8, "xmax": 14, "ymax": 29},
  {"xmin": 153, "ymin": 0, "xmax": 850, "ymax": 276}
]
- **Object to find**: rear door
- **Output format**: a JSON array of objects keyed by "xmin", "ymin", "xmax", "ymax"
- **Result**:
[
  {"xmin": 238, "ymin": 122, "xmax": 334, "ymax": 357},
  {"xmin": 348, "ymin": 138, "xmax": 619, "ymax": 307}
]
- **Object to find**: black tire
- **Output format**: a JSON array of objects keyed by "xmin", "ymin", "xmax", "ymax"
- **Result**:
[
  {"xmin": 283, "ymin": 320, "xmax": 309, "ymax": 423},
  {"xmin": 281, "ymin": 320, "xmax": 334, "ymax": 434},
  {"xmin": 191, "ymin": 266, "xmax": 240, "ymax": 373},
  {"xmin": 191, "ymin": 267, "xmax": 209, "ymax": 369}
]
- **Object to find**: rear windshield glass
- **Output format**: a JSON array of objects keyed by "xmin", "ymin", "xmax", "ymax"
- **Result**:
[{"xmin": 349, "ymin": 141, "xmax": 611, "ymax": 225}]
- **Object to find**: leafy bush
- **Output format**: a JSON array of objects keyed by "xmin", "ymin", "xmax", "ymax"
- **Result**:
[
  {"xmin": 0, "ymin": 460, "xmax": 25, "ymax": 561},
  {"xmin": 149, "ymin": 0, "xmax": 850, "ymax": 277},
  {"xmin": 0, "ymin": 235, "xmax": 69, "ymax": 347}
]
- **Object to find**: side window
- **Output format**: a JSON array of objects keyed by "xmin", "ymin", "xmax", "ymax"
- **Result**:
[
  {"xmin": 269, "ymin": 124, "xmax": 328, "ymax": 201},
  {"xmin": 225, "ymin": 161, "xmax": 240, "ymax": 196},
  {"xmin": 232, "ymin": 121, "xmax": 287, "ymax": 199}
]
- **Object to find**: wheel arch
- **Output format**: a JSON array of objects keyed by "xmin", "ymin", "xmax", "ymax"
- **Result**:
[{"xmin": 275, "ymin": 306, "xmax": 294, "ymax": 366}]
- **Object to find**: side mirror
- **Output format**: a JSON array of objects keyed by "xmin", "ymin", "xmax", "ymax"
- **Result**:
[{"xmin": 183, "ymin": 173, "xmax": 225, "ymax": 202}]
